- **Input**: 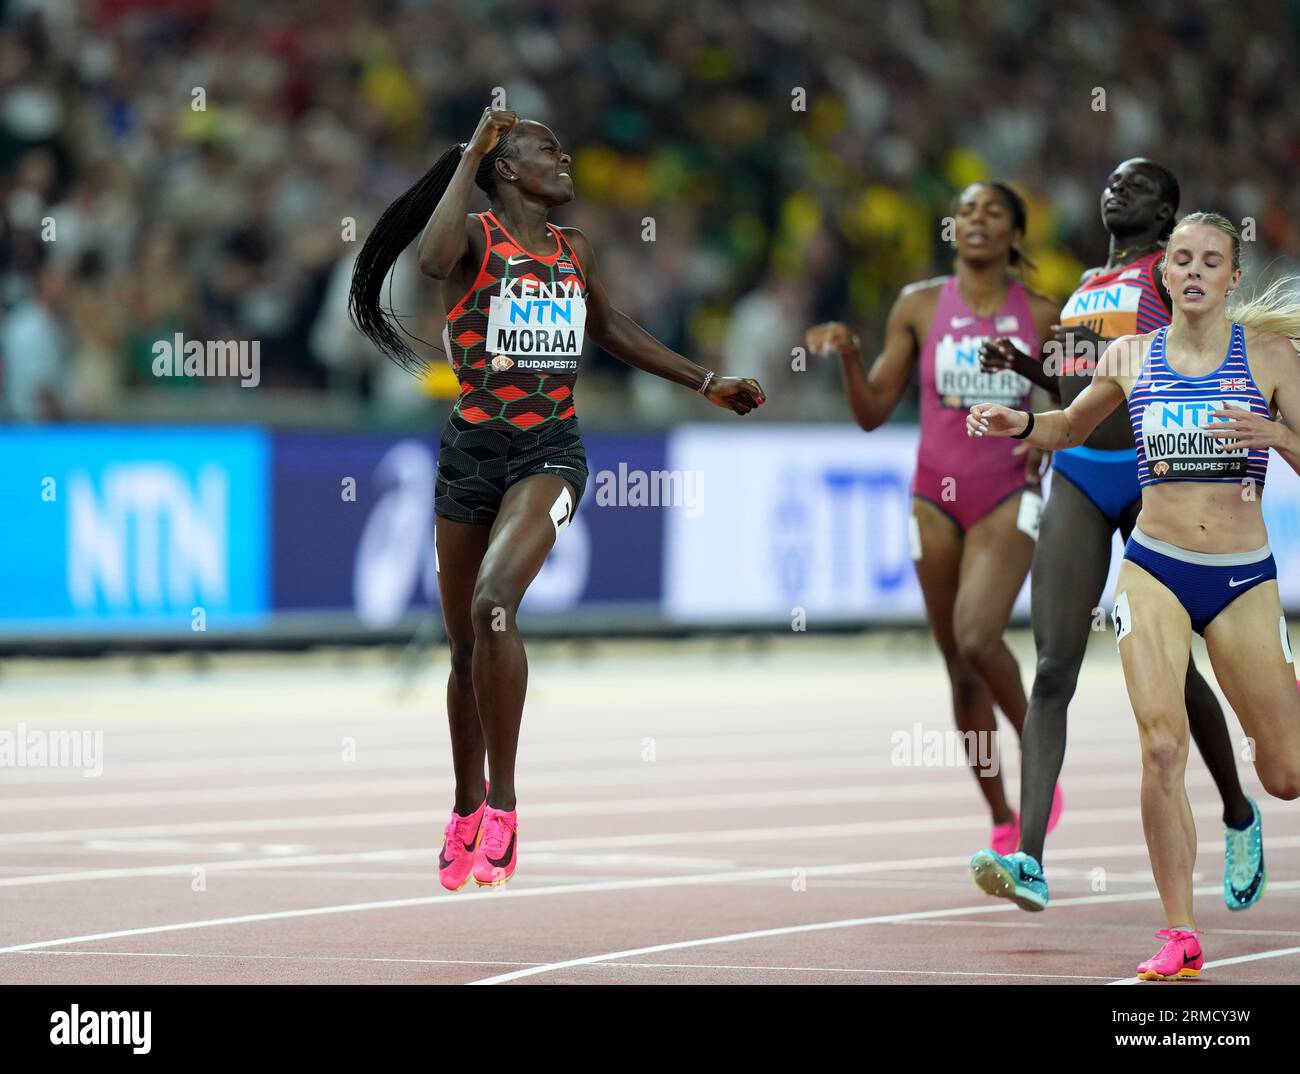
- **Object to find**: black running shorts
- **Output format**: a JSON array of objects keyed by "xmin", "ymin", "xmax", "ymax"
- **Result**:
[{"xmin": 434, "ymin": 410, "xmax": 589, "ymax": 526}]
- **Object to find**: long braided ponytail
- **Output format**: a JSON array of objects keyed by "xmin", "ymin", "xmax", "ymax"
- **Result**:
[{"xmin": 348, "ymin": 133, "xmax": 519, "ymax": 373}]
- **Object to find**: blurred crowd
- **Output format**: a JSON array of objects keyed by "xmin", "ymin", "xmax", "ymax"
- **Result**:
[{"xmin": 2, "ymin": 0, "xmax": 1298, "ymax": 427}]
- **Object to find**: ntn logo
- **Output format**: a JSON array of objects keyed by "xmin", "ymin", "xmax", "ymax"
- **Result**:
[
  {"xmin": 67, "ymin": 465, "xmax": 228, "ymax": 609},
  {"xmin": 1150, "ymin": 400, "xmax": 1247, "ymax": 428},
  {"xmin": 1064, "ymin": 284, "xmax": 1138, "ymax": 315}
]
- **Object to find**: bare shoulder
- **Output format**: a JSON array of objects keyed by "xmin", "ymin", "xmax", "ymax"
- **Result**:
[
  {"xmin": 554, "ymin": 224, "xmax": 593, "ymax": 254},
  {"xmin": 1023, "ymin": 286, "xmax": 1062, "ymax": 323},
  {"xmin": 463, "ymin": 212, "xmax": 486, "ymax": 252},
  {"xmin": 1243, "ymin": 327, "xmax": 1300, "ymax": 368},
  {"xmin": 894, "ymin": 276, "xmax": 947, "ymax": 324},
  {"xmin": 899, "ymin": 275, "xmax": 948, "ymax": 301},
  {"xmin": 1098, "ymin": 332, "xmax": 1154, "ymax": 383}
]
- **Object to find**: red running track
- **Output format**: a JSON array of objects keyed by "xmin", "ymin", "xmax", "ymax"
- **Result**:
[{"xmin": 1, "ymin": 637, "xmax": 1296, "ymax": 985}]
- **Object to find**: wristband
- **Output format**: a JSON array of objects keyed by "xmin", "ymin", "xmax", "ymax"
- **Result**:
[
  {"xmin": 1011, "ymin": 411, "xmax": 1035, "ymax": 439},
  {"xmin": 697, "ymin": 370, "xmax": 715, "ymax": 395}
]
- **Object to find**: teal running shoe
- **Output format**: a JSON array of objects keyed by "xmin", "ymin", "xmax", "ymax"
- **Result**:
[
  {"xmin": 1224, "ymin": 796, "xmax": 1266, "ymax": 911},
  {"xmin": 970, "ymin": 848, "xmax": 1048, "ymax": 911}
]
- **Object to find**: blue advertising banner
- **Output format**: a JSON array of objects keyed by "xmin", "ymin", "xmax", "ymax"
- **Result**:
[
  {"xmin": 270, "ymin": 429, "xmax": 667, "ymax": 629},
  {"xmin": 0, "ymin": 426, "xmax": 270, "ymax": 634}
]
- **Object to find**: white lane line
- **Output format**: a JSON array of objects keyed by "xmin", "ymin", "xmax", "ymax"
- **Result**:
[
  {"xmin": 2, "ymin": 764, "xmax": 1187, "ymax": 813},
  {"xmin": 0, "ymin": 948, "xmax": 1113, "ymax": 980},
  {"xmin": 0, "ymin": 738, "xmax": 1149, "ymax": 785},
  {"xmin": 908, "ymin": 919, "xmax": 1300, "ymax": 939},
  {"xmin": 467, "ymin": 880, "xmax": 1300, "ymax": 985},
  {"xmin": 589, "ymin": 962, "xmax": 1115, "ymax": 981},
  {"xmin": 0, "ymin": 849, "xmax": 422, "ymax": 888},
  {"xmin": 1206, "ymin": 944, "xmax": 1300, "ymax": 967},
  {"xmin": 0, "ymin": 861, "xmax": 963, "ymax": 954},
  {"xmin": 4, "ymin": 947, "xmax": 1112, "ymax": 981},
  {"xmin": 1108, "ymin": 944, "xmax": 1300, "ymax": 985},
  {"xmin": 4, "ymin": 839, "xmax": 1294, "ymax": 968},
  {"xmin": 0, "ymin": 792, "xmax": 1263, "ymax": 847},
  {"xmin": 8, "ymin": 950, "xmax": 542, "ymax": 968},
  {"xmin": 6, "ymin": 826, "xmax": 1300, "ymax": 890}
]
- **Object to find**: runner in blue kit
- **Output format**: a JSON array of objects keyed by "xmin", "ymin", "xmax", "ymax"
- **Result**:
[
  {"xmin": 968, "ymin": 163, "xmax": 1263, "ymax": 916},
  {"xmin": 968, "ymin": 211, "xmax": 1300, "ymax": 979}
]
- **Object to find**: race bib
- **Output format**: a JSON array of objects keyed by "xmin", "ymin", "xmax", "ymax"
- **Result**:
[
  {"xmin": 1016, "ymin": 489, "xmax": 1043, "ymax": 541},
  {"xmin": 1139, "ymin": 398, "xmax": 1251, "ymax": 480},
  {"xmin": 1060, "ymin": 280, "xmax": 1144, "ymax": 339},
  {"xmin": 1113, "ymin": 591, "xmax": 1132, "ymax": 646},
  {"xmin": 486, "ymin": 277, "xmax": 587, "ymax": 369},
  {"xmin": 933, "ymin": 334, "xmax": 1032, "ymax": 408}
]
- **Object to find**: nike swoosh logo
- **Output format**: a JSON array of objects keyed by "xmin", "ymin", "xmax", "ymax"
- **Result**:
[
  {"xmin": 1228, "ymin": 863, "xmax": 1265, "ymax": 904},
  {"xmin": 487, "ymin": 833, "xmax": 516, "ymax": 868},
  {"xmin": 506, "ymin": 255, "xmax": 530, "ymax": 265},
  {"xmin": 1184, "ymin": 950, "xmax": 1199, "ymax": 965},
  {"xmin": 1149, "ymin": 382, "xmax": 1180, "ymax": 392},
  {"xmin": 951, "ymin": 316, "xmax": 975, "ymax": 328},
  {"xmin": 1228, "ymin": 574, "xmax": 1264, "ymax": 587}
]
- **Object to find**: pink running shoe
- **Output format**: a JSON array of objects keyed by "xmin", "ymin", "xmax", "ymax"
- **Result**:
[
  {"xmin": 473, "ymin": 805, "xmax": 518, "ymax": 887},
  {"xmin": 1136, "ymin": 928, "xmax": 1203, "ymax": 981},
  {"xmin": 991, "ymin": 815, "xmax": 1019, "ymax": 856},
  {"xmin": 1046, "ymin": 784, "xmax": 1064, "ymax": 835},
  {"xmin": 438, "ymin": 797, "xmax": 487, "ymax": 892}
]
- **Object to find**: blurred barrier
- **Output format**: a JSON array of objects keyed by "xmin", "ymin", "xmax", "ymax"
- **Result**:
[
  {"xmin": 0, "ymin": 425, "xmax": 664, "ymax": 643},
  {"xmin": 0, "ymin": 426, "xmax": 270, "ymax": 636},
  {"xmin": 665, "ymin": 425, "xmax": 927, "ymax": 623},
  {"xmin": 4, "ymin": 423, "xmax": 1300, "ymax": 645}
]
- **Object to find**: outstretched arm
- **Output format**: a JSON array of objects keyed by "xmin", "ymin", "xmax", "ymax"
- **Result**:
[
  {"xmin": 805, "ymin": 288, "xmax": 920, "ymax": 432},
  {"xmin": 967, "ymin": 336, "xmax": 1137, "ymax": 449},
  {"xmin": 565, "ymin": 228, "xmax": 764, "ymax": 414}
]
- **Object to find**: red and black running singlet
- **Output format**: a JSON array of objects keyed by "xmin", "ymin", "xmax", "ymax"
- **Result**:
[{"xmin": 441, "ymin": 211, "xmax": 588, "ymax": 432}]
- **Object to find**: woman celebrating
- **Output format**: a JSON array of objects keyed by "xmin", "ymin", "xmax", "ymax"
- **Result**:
[
  {"xmin": 808, "ymin": 182, "xmax": 1061, "ymax": 851},
  {"xmin": 969, "ymin": 211, "xmax": 1300, "ymax": 979},
  {"xmin": 349, "ymin": 108, "xmax": 765, "ymax": 889},
  {"xmin": 969, "ymin": 161, "xmax": 1261, "ymax": 915}
]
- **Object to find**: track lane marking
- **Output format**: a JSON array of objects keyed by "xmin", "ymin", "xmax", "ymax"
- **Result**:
[
  {"xmin": 467, "ymin": 880, "xmax": 1300, "ymax": 985},
  {"xmin": 5, "ymin": 830, "xmax": 1300, "ymax": 890}
]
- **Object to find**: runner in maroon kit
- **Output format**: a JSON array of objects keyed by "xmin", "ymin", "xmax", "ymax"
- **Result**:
[{"xmin": 808, "ymin": 182, "xmax": 1061, "ymax": 849}]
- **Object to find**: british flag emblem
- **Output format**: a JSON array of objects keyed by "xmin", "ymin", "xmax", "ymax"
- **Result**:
[{"xmin": 1219, "ymin": 377, "xmax": 1249, "ymax": 391}]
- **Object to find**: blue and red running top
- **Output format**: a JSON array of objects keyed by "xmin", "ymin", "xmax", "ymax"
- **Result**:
[{"xmin": 1128, "ymin": 322, "xmax": 1270, "ymax": 489}]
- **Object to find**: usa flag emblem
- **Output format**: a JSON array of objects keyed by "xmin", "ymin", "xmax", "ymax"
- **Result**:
[{"xmin": 1219, "ymin": 377, "xmax": 1249, "ymax": 391}]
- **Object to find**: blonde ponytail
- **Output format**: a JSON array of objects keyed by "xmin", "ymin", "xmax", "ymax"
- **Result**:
[{"xmin": 1231, "ymin": 274, "xmax": 1300, "ymax": 349}]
